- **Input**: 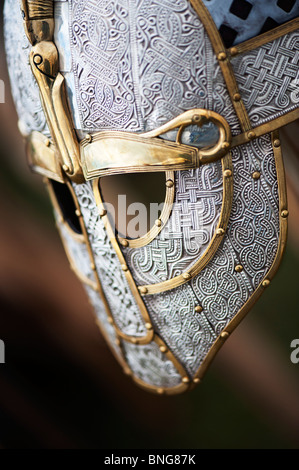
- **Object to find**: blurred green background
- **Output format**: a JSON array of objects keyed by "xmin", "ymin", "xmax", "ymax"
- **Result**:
[{"xmin": 0, "ymin": 3, "xmax": 299, "ymax": 449}]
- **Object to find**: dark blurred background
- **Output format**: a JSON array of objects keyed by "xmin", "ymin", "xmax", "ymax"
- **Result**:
[{"xmin": 0, "ymin": 3, "xmax": 299, "ymax": 449}]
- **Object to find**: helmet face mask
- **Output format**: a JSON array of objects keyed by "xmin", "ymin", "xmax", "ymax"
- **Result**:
[{"xmin": 4, "ymin": 0, "xmax": 299, "ymax": 394}]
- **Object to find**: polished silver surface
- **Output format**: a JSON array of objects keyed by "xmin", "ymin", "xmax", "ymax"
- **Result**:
[
  {"xmin": 4, "ymin": 0, "xmax": 49, "ymax": 137},
  {"xmin": 122, "ymin": 341, "xmax": 183, "ymax": 388},
  {"xmin": 72, "ymin": 182, "xmax": 148, "ymax": 339},
  {"xmin": 59, "ymin": 0, "xmax": 240, "ymax": 137},
  {"xmin": 232, "ymin": 31, "xmax": 299, "ymax": 127},
  {"xmin": 124, "ymin": 161, "xmax": 224, "ymax": 285}
]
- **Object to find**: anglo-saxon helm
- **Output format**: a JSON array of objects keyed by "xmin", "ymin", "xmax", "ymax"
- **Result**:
[{"xmin": 4, "ymin": 0, "xmax": 299, "ymax": 394}]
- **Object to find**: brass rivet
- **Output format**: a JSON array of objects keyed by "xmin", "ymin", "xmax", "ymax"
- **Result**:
[
  {"xmin": 166, "ymin": 179, "xmax": 174, "ymax": 188},
  {"xmin": 224, "ymin": 169, "xmax": 232, "ymax": 178},
  {"xmin": 62, "ymin": 164, "xmax": 70, "ymax": 173},
  {"xmin": 262, "ymin": 279, "xmax": 271, "ymax": 288},
  {"xmin": 34, "ymin": 54, "xmax": 43, "ymax": 65},
  {"xmin": 193, "ymin": 378, "xmax": 201, "ymax": 384},
  {"xmin": 145, "ymin": 322, "xmax": 153, "ymax": 330},
  {"xmin": 160, "ymin": 346, "xmax": 167, "ymax": 354},
  {"xmin": 75, "ymin": 209, "xmax": 81, "ymax": 217},
  {"xmin": 216, "ymin": 228, "xmax": 225, "ymax": 236},
  {"xmin": 183, "ymin": 273, "xmax": 191, "ymax": 280},
  {"xmin": 195, "ymin": 306, "xmax": 203, "ymax": 313},
  {"xmin": 193, "ymin": 114, "xmax": 201, "ymax": 122},
  {"xmin": 44, "ymin": 138, "xmax": 50, "ymax": 147},
  {"xmin": 182, "ymin": 377, "xmax": 190, "ymax": 384},
  {"xmin": 91, "ymin": 263, "xmax": 96, "ymax": 271},
  {"xmin": 139, "ymin": 287, "xmax": 148, "ymax": 295},
  {"xmin": 157, "ymin": 388, "xmax": 165, "ymax": 395},
  {"xmin": 218, "ymin": 52, "xmax": 227, "ymax": 61},
  {"xmin": 247, "ymin": 131, "xmax": 256, "ymax": 140},
  {"xmin": 121, "ymin": 264, "xmax": 128, "ymax": 272},
  {"xmin": 124, "ymin": 368, "xmax": 132, "ymax": 376},
  {"xmin": 108, "ymin": 317, "xmax": 113, "ymax": 325},
  {"xmin": 86, "ymin": 134, "xmax": 92, "ymax": 143},
  {"xmin": 230, "ymin": 47, "xmax": 238, "ymax": 56},
  {"xmin": 281, "ymin": 210, "xmax": 289, "ymax": 218},
  {"xmin": 155, "ymin": 219, "xmax": 162, "ymax": 227},
  {"xmin": 222, "ymin": 141, "xmax": 230, "ymax": 150},
  {"xmin": 233, "ymin": 93, "xmax": 241, "ymax": 102},
  {"xmin": 274, "ymin": 139, "xmax": 281, "ymax": 148},
  {"xmin": 221, "ymin": 331, "xmax": 230, "ymax": 340},
  {"xmin": 252, "ymin": 171, "xmax": 261, "ymax": 180},
  {"xmin": 115, "ymin": 339, "xmax": 121, "ymax": 347},
  {"xmin": 100, "ymin": 209, "xmax": 107, "ymax": 217},
  {"xmin": 235, "ymin": 265, "xmax": 244, "ymax": 273},
  {"xmin": 119, "ymin": 238, "xmax": 129, "ymax": 247}
]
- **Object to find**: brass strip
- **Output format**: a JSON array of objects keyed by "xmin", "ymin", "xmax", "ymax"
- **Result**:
[
  {"xmin": 27, "ymin": 0, "xmax": 54, "ymax": 19},
  {"xmin": 118, "ymin": 171, "xmax": 175, "ymax": 249},
  {"xmin": 47, "ymin": 177, "xmax": 154, "ymax": 345},
  {"xmin": 138, "ymin": 153, "xmax": 233, "ymax": 295},
  {"xmin": 189, "ymin": 0, "xmax": 252, "ymax": 132},
  {"xmin": 229, "ymin": 18, "xmax": 299, "ymax": 57},
  {"xmin": 22, "ymin": 0, "xmax": 83, "ymax": 182},
  {"xmin": 81, "ymin": 132, "xmax": 198, "ymax": 179},
  {"xmin": 231, "ymin": 108, "xmax": 299, "ymax": 149},
  {"xmin": 92, "ymin": 179, "xmax": 155, "ymax": 345},
  {"xmin": 81, "ymin": 109, "xmax": 232, "ymax": 179},
  {"xmin": 192, "ymin": 131, "xmax": 288, "ymax": 385},
  {"xmin": 26, "ymin": 131, "xmax": 64, "ymax": 183}
]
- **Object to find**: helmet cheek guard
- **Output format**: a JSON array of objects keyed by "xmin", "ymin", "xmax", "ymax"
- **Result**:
[{"xmin": 4, "ymin": 0, "xmax": 298, "ymax": 394}]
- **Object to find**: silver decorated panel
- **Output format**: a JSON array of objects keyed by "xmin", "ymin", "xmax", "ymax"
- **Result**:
[
  {"xmin": 62, "ymin": 0, "xmax": 240, "ymax": 135},
  {"xmin": 4, "ymin": 0, "xmax": 49, "ymax": 137},
  {"xmin": 72, "ymin": 182, "xmax": 148, "ymax": 339},
  {"xmin": 232, "ymin": 31, "xmax": 299, "ymax": 127},
  {"xmin": 123, "ymin": 161, "xmax": 223, "ymax": 285},
  {"xmin": 122, "ymin": 341, "xmax": 183, "ymax": 388}
]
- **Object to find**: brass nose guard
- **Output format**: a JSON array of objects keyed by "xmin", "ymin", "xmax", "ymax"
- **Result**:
[{"xmin": 80, "ymin": 109, "xmax": 232, "ymax": 180}]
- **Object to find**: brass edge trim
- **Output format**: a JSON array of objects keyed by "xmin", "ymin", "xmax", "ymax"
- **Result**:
[
  {"xmin": 63, "ymin": 181, "xmax": 132, "ymax": 368},
  {"xmin": 229, "ymin": 18, "xmax": 299, "ymax": 57},
  {"xmin": 117, "ymin": 171, "xmax": 175, "ymax": 249},
  {"xmin": 80, "ymin": 109, "xmax": 232, "ymax": 179},
  {"xmin": 51, "ymin": 178, "xmax": 152, "ymax": 349},
  {"xmin": 138, "ymin": 153, "xmax": 233, "ymax": 295},
  {"xmin": 189, "ymin": 0, "xmax": 252, "ymax": 132},
  {"xmin": 192, "ymin": 131, "xmax": 288, "ymax": 383},
  {"xmin": 121, "ymin": 335, "xmax": 191, "ymax": 395},
  {"xmin": 231, "ymin": 108, "xmax": 299, "ymax": 148},
  {"xmin": 92, "ymin": 179, "xmax": 155, "ymax": 345},
  {"xmin": 22, "ymin": 1, "xmax": 83, "ymax": 183}
]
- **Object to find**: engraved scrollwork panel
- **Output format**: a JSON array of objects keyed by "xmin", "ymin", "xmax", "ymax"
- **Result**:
[
  {"xmin": 232, "ymin": 32, "xmax": 299, "ymax": 127},
  {"xmin": 143, "ymin": 284, "xmax": 217, "ymax": 376},
  {"xmin": 123, "ymin": 160, "xmax": 224, "ymax": 285},
  {"xmin": 4, "ymin": 0, "xmax": 49, "ymax": 137},
  {"xmin": 85, "ymin": 285, "xmax": 123, "ymax": 359},
  {"xmin": 122, "ymin": 341, "xmax": 183, "ymax": 389},
  {"xmin": 72, "ymin": 182, "xmax": 148, "ymax": 338},
  {"xmin": 68, "ymin": 0, "xmax": 240, "ymax": 134},
  {"xmin": 191, "ymin": 135, "xmax": 280, "ymax": 338}
]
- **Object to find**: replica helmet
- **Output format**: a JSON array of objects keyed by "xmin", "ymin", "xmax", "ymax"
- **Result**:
[{"xmin": 4, "ymin": 0, "xmax": 299, "ymax": 394}]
